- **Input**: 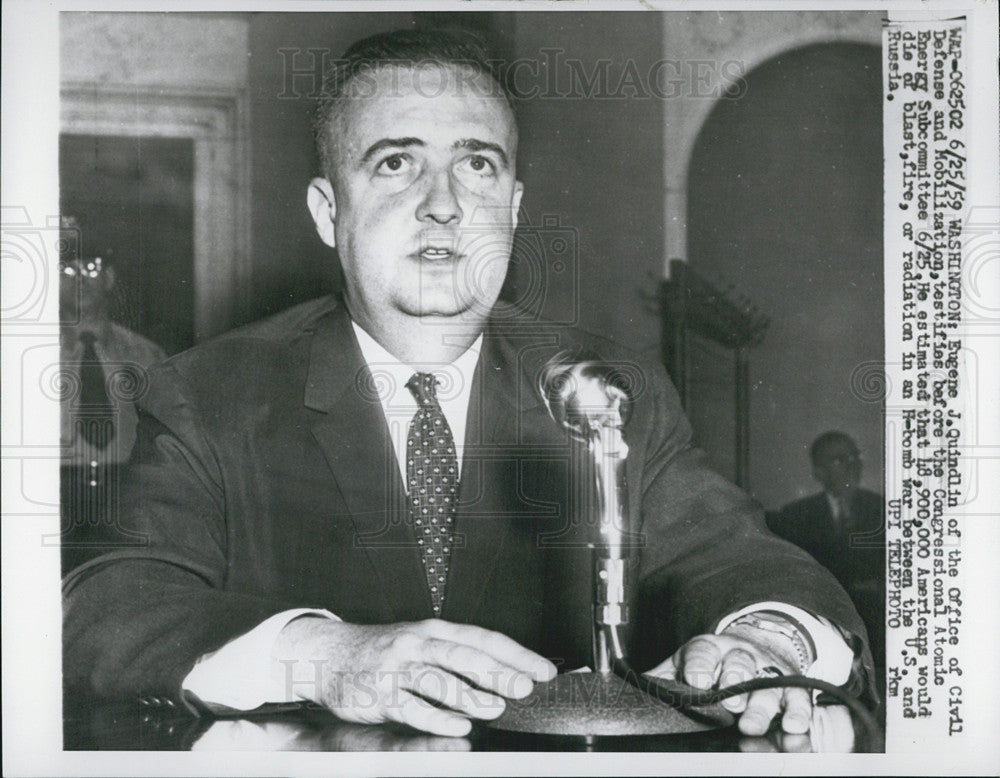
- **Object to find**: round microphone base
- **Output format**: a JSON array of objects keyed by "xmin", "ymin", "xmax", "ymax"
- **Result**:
[{"xmin": 485, "ymin": 671, "xmax": 734, "ymax": 736}]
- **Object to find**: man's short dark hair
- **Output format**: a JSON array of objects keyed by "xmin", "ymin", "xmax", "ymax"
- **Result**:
[
  {"xmin": 313, "ymin": 27, "xmax": 514, "ymax": 180},
  {"xmin": 810, "ymin": 431, "xmax": 858, "ymax": 465}
]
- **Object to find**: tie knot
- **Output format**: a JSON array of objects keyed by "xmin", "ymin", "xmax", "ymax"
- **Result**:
[
  {"xmin": 79, "ymin": 331, "xmax": 98, "ymax": 348},
  {"xmin": 406, "ymin": 372, "xmax": 440, "ymax": 407}
]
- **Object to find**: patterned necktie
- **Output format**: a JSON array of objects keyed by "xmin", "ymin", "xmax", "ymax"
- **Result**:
[
  {"xmin": 78, "ymin": 331, "xmax": 116, "ymax": 449},
  {"xmin": 405, "ymin": 372, "xmax": 459, "ymax": 616}
]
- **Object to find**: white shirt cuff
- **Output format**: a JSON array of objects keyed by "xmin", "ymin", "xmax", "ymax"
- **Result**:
[
  {"xmin": 182, "ymin": 608, "xmax": 339, "ymax": 711},
  {"xmin": 715, "ymin": 602, "xmax": 854, "ymax": 686}
]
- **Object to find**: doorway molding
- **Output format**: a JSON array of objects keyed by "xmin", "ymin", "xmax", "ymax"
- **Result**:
[{"xmin": 61, "ymin": 85, "xmax": 250, "ymax": 341}]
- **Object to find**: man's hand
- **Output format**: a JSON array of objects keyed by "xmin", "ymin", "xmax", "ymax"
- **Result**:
[
  {"xmin": 271, "ymin": 617, "xmax": 556, "ymax": 737},
  {"xmin": 645, "ymin": 620, "xmax": 813, "ymax": 736},
  {"xmin": 739, "ymin": 705, "xmax": 856, "ymax": 753}
]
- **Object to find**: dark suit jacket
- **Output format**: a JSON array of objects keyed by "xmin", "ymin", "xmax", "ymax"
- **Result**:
[
  {"xmin": 768, "ymin": 490, "xmax": 884, "ymax": 592},
  {"xmin": 63, "ymin": 296, "xmax": 872, "ymax": 705},
  {"xmin": 768, "ymin": 490, "xmax": 885, "ymax": 660}
]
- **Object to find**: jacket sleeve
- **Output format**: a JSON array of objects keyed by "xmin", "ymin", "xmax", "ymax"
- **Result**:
[
  {"xmin": 62, "ymin": 362, "xmax": 302, "ymax": 707},
  {"xmin": 627, "ymin": 359, "xmax": 876, "ymax": 702}
]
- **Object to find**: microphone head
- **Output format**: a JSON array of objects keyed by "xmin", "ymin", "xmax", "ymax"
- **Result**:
[{"xmin": 539, "ymin": 352, "xmax": 634, "ymax": 443}]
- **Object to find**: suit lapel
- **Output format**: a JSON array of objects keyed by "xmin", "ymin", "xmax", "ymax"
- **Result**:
[
  {"xmin": 302, "ymin": 307, "xmax": 564, "ymax": 625},
  {"xmin": 304, "ymin": 305, "xmax": 431, "ymax": 620},
  {"xmin": 441, "ymin": 323, "xmax": 546, "ymax": 624}
]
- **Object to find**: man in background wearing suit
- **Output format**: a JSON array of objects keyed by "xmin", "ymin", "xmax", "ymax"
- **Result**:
[
  {"xmin": 64, "ymin": 29, "xmax": 874, "ymax": 739},
  {"xmin": 769, "ymin": 431, "xmax": 885, "ymax": 672},
  {"xmin": 58, "ymin": 218, "xmax": 167, "ymax": 574}
]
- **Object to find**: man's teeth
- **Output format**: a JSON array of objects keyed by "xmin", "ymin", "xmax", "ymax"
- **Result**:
[{"xmin": 421, "ymin": 248, "xmax": 453, "ymax": 258}]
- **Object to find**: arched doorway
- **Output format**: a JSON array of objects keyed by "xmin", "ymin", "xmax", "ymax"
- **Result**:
[{"xmin": 686, "ymin": 42, "xmax": 883, "ymax": 509}]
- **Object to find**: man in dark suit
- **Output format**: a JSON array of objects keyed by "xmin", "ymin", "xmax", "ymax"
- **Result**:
[
  {"xmin": 769, "ymin": 431, "xmax": 885, "ymax": 668},
  {"xmin": 58, "ymin": 220, "xmax": 167, "ymax": 575},
  {"xmin": 64, "ymin": 29, "xmax": 873, "ymax": 739}
]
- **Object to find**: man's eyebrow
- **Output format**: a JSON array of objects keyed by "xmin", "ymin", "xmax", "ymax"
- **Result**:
[
  {"xmin": 360, "ymin": 137, "xmax": 424, "ymax": 164},
  {"xmin": 359, "ymin": 137, "xmax": 510, "ymax": 168},
  {"xmin": 454, "ymin": 138, "xmax": 509, "ymax": 167}
]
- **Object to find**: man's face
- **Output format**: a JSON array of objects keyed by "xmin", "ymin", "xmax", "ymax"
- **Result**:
[
  {"xmin": 312, "ymin": 64, "xmax": 523, "ymax": 331},
  {"xmin": 812, "ymin": 438, "xmax": 862, "ymax": 497}
]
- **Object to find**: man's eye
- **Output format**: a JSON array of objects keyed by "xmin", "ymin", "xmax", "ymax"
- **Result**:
[
  {"xmin": 376, "ymin": 154, "xmax": 412, "ymax": 175},
  {"xmin": 460, "ymin": 155, "xmax": 497, "ymax": 176}
]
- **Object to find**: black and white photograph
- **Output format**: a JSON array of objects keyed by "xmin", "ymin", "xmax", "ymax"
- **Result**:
[{"xmin": 2, "ymin": 1, "xmax": 998, "ymax": 775}]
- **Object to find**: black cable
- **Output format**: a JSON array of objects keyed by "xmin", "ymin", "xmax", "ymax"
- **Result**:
[{"xmin": 610, "ymin": 650, "xmax": 884, "ymax": 752}]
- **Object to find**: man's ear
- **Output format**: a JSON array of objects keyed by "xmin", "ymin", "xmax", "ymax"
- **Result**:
[
  {"xmin": 308, "ymin": 177, "xmax": 337, "ymax": 248},
  {"xmin": 511, "ymin": 180, "xmax": 524, "ymax": 228}
]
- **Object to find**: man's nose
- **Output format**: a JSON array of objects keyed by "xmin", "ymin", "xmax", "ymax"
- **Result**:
[{"xmin": 416, "ymin": 169, "xmax": 463, "ymax": 225}]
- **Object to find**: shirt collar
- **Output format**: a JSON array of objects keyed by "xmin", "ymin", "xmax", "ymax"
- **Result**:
[
  {"xmin": 350, "ymin": 320, "xmax": 482, "ymax": 405},
  {"xmin": 824, "ymin": 491, "xmax": 854, "ymax": 522}
]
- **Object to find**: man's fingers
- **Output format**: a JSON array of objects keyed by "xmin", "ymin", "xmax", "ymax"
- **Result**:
[
  {"xmin": 423, "ymin": 620, "xmax": 556, "ymax": 681},
  {"xmin": 662, "ymin": 632, "xmax": 819, "ymax": 739},
  {"xmin": 810, "ymin": 704, "xmax": 855, "ymax": 752},
  {"xmin": 410, "ymin": 667, "xmax": 508, "ymax": 721},
  {"xmin": 419, "ymin": 638, "xmax": 535, "ymax": 699},
  {"xmin": 780, "ymin": 686, "xmax": 812, "ymax": 734},
  {"xmin": 718, "ymin": 647, "xmax": 756, "ymax": 713},
  {"xmin": 738, "ymin": 736, "xmax": 778, "ymax": 753},
  {"xmin": 776, "ymin": 732, "xmax": 813, "ymax": 753},
  {"xmin": 738, "ymin": 686, "xmax": 782, "ymax": 736},
  {"xmin": 382, "ymin": 689, "xmax": 472, "ymax": 738},
  {"xmin": 677, "ymin": 636, "xmax": 722, "ymax": 690}
]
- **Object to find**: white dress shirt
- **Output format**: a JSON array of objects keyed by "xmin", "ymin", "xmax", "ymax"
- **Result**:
[
  {"xmin": 349, "ymin": 321, "xmax": 482, "ymax": 481},
  {"xmin": 183, "ymin": 322, "xmax": 854, "ymax": 710}
]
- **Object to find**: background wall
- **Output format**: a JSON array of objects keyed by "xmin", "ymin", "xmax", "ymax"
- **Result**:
[
  {"xmin": 506, "ymin": 12, "xmax": 665, "ymax": 355},
  {"xmin": 686, "ymin": 42, "xmax": 884, "ymax": 509}
]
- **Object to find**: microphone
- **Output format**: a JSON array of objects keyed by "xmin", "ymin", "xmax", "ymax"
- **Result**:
[
  {"xmin": 538, "ymin": 356, "xmax": 633, "ymax": 444},
  {"xmin": 489, "ymin": 353, "xmax": 880, "ymax": 743},
  {"xmin": 539, "ymin": 353, "xmax": 634, "ymax": 673},
  {"xmin": 492, "ymin": 353, "xmax": 733, "ymax": 736}
]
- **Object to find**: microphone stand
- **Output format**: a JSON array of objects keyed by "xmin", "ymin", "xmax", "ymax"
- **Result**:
[
  {"xmin": 487, "ymin": 357, "xmax": 732, "ymax": 737},
  {"xmin": 589, "ymin": 409, "xmax": 629, "ymax": 677},
  {"xmin": 487, "ymin": 356, "xmax": 882, "ymax": 748}
]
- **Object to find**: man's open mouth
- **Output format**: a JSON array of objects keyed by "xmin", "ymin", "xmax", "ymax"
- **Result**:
[{"xmin": 418, "ymin": 247, "xmax": 457, "ymax": 261}]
